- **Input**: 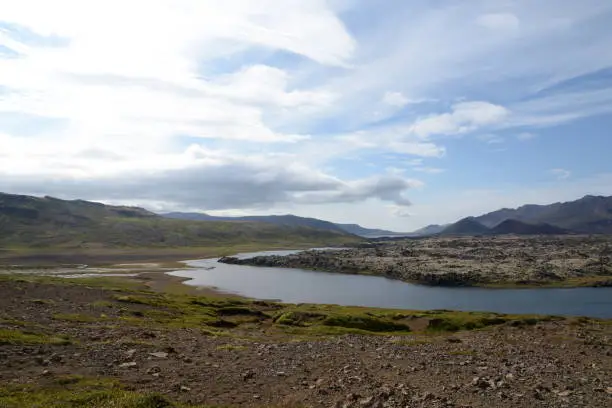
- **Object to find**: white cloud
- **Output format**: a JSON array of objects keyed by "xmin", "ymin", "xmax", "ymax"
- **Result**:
[
  {"xmin": 1, "ymin": 0, "xmax": 612, "ymax": 230},
  {"xmin": 0, "ymin": 0, "xmax": 354, "ymax": 156},
  {"xmin": 477, "ymin": 134, "xmax": 504, "ymax": 144},
  {"xmin": 413, "ymin": 167, "xmax": 445, "ymax": 174},
  {"xmin": 0, "ymin": 145, "xmax": 422, "ymax": 210},
  {"xmin": 382, "ymin": 91, "xmax": 409, "ymax": 107},
  {"xmin": 477, "ymin": 13, "xmax": 520, "ymax": 32},
  {"xmin": 550, "ymin": 168, "xmax": 571, "ymax": 180},
  {"xmin": 389, "ymin": 205, "xmax": 412, "ymax": 218},
  {"xmin": 409, "ymin": 101, "xmax": 509, "ymax": 138},
  {"xmin": 517, "ymin": 132, "xmax": 537, "ymax": 141}
]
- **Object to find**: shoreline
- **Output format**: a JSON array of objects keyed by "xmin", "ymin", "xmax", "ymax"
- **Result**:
[{"xmin": 218, "ymin": 259, "xmax": 612, "ymax": 289}]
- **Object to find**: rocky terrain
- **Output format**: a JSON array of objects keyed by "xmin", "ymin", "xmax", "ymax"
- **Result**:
[
  {"xmin": 220, "ymin": 236, "xmax": 612, "ymax": 287},
  {"xmin": 0, "ymin": 277, "xmax": 610, "ymax": 407}
]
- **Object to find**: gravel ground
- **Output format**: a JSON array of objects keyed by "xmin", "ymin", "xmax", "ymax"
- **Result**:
[{"xmin": 0, "ymin": 280, "xmax": 610, "ymax": 407}]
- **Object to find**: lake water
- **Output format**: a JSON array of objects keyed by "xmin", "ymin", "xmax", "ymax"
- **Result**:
[{"xmin": 169, "ymin": 250, "xmax": 612, "ymax": 318}]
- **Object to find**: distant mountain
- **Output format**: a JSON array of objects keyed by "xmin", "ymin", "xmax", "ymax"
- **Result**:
[
  {"xmin": 440, "ymin": 217, "xmax": 490, "ymax": 236},
  {"xmin": 161, "ymin": 212, "xmax": 220, "ymax": 221},
  {"xmin": 0, "ymin": 193, "xmax": 360, "ymax": 248},
  {"xmin": 162, "ymin": 213, "xmax": 405, "ymax": 238},
  {"xmin": 474, "ymin": 195, "xmax": 612, "ymax": 234},
  {"xmin": 410, "ymin": 224, "xmax": 447, "ymax": 236},
  {"xmin": 334, "ymin": 223, "xmax": 409, "ymax": 238},
  {"xmin": 489, "ymin": 219, "xmax": 569, "ymax": 235}
]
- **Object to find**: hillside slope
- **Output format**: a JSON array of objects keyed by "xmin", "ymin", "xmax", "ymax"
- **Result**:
[
  {"xmin": 0, "ymin": 193, "xmax": 360, "ymax": 248},
  {"xmin": 475, "ymin": 195, "xmax": 612, "ymax": 233},
  {"xmin": 162, "ymin": 212, "xmax": 403, "ymax": 237},
  {"xmin": 489, "ymin": 219, "xmax": 569, "ymax": 235},
  {"xmin": 410, "ymin": 224, "xmax": 447, "ymax": 236},
  {"xmin": 440, "ymin": 218, "xmax": 490, "ymax": 236}
]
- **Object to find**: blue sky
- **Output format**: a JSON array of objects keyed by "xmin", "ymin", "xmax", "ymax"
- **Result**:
[{"xmin": 1, "ymin": 0, "xmax": 612, "ymax": 230}]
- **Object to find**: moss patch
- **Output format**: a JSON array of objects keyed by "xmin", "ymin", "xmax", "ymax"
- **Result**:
[
  {"xmin": 322, "ymin": 315, "xmax": 410, "ymax": 333},
  {"xmin": 0, "ymin": 377, "xmax": 218, "ymax": 408},
  {"xmin": 0, "ymin": 328, "xmax": 71, "ymax": 345}
]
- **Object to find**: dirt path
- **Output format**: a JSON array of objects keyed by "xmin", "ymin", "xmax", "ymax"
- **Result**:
[{"xmin": 1, "ymin": 279, "xmax": 611, "ymax": 407}]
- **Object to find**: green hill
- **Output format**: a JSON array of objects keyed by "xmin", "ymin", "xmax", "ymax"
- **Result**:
[{"xmin": 0, "ymin": 193, "xmax": 360, "ymax": 249}]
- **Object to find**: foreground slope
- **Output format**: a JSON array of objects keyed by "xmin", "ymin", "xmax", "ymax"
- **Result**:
[
  {"xmin": 0, "ymin": 193, "xmax": 359, "ymax": 249},
  {"xmin": 0, "ymin": 276, "xmax": 610, "ymax": 408}
]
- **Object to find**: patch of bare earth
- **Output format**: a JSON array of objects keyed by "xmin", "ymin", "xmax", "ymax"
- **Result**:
[{"xmin": 0, "ymin": 280, "xmax": 610, "ymax": 407}]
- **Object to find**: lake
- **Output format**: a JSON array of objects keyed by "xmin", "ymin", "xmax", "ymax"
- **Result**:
[{"xmin": 169, "ymin": 250, "xmax": 612, "ymax": 318}]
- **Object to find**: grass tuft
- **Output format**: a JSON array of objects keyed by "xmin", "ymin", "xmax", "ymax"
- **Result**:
[
  {"xmin": 0, "ymin": 329, "xmax": 72, "ymax": 346},
  {"xmin": 322, "ymin": 315, "xmax": 410, "ymax": 333}
]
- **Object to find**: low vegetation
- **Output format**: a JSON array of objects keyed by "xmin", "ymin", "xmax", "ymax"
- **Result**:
[
  {"xmin": 0, "ymin": 328, "xmax": 71, "ymax": 346},
  {"xmin": 0, "ymin": 377, "xmax": 216, "ymax": 408},
  {"xmin": 0, "ymin": 273, "xmax": 608, "ymax": 408}
]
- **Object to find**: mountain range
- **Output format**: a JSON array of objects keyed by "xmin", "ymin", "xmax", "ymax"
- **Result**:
[
  {"xmin": 164, "ymin": 194, "xmax": 612, "ymax": 237},
  {"xmin": 0, "ymin": 193, "xmax": 359, "ymax": 248},
  {"xmin": 439, "ymin": 195, "xmax": 612, "ymax": 236},
  {"xmin": 1, "ymin": 192, "xmax": 611, "ymax": 250},
  {"xmin": 162, "ymin": 212, "xmax": 406, "ymax": 238}
]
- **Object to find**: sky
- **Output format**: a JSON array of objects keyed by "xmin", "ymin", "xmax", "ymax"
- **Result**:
[{"xmin": 1, "ymin": 0, "xmax": 612, "ymax": 231}]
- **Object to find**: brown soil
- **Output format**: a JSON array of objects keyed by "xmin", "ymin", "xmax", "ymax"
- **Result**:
[{"xmin": 1, "ymin": 279, "xmax": 611, "ymax": 407}]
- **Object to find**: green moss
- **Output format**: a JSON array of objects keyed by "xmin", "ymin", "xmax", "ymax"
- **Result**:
[
  {"xmin": 216, "ymin": 344, "xmax": 247, "ymax": 351},
  {"xmin": 322, "ymin": 315, "xmax": 410, "ymax": 332},
  {"xmin": 216, "ymin": 306, "xmax": 265, "ymax": 317},
  {"xmin": 0, "ymin": 329, "xmax": 71, "ymax": 345},
  {"xmin": 274, "ymin": 311, "xmax": 326, "ymax": 326},
  {"xmin": 0, "ymin": 377, "xmax": 219, "ymax": 407},
  {"xmin": 91, "ymin": 300, "xmax": 115, "ymax": 308}
]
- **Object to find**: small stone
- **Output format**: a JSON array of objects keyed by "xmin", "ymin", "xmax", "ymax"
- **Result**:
[
  {"xmin": 149, "ymin": 352, "xmax": 168, "ymax": 359},
  {"xmin": 41, "ymin": 370, "xmax": 51, "ymax": 376},
  {"xmin": 557, "ymin": 390, "xmax": 572, "ymax": 397},
  {"xmin": 146, "ymin": 366, "xmax": 161, "ymax": 375},
  {"xmin": 180, "ymin": 385, "xmax": 191, "ymax": 392},
  {"xmin": 50, "ymin": 354, "xmax": 63, "ymax": 363},
  {"xmin": 276, "ymin": 371, "xmax": 286, "ymax": 376},
  {"xmin": 422, "ymin": 392, "xmax": 436, "ymax": 401},
  {"xmin": 359, "ymin": 396, "xmax": 374, "ymax": 406},
  {"xmin": 119, "ymin": 362, "xmax": 137, "ymax": 368},
  {"xmin": 605, "ymin": 387, "xmax": 612, "ymax": 395},
  {"xmin": 253, "ymin": 394, "xmax": 261, "ymax": 400},
  {"xmin": 125, "ymin": 349, "xmax": 136, "ymax": 358}
]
